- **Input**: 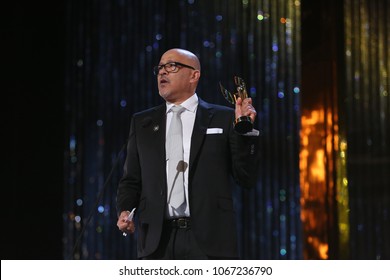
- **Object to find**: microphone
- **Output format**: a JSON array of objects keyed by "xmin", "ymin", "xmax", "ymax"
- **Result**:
[
  {"xmin": 167, "ymin": 160, "xmax": 188, "ymax": 203},
  {"xmin": 176, "ymin": 160, "xmax": 188, "ymax": 173},
  {"xmin": 171, "ymin": 160, "xmax": 188, "ymax": 184}
]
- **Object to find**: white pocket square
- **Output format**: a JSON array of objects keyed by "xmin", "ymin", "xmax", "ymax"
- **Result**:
[{"xmin": 206, "ymin": 128, "xmax": 223, "ymax": 134}]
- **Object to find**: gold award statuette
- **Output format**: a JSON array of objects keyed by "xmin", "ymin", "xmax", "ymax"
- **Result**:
[{"xmin": 219, "ymin": 76, "xmax": 253, "ymax": 134}]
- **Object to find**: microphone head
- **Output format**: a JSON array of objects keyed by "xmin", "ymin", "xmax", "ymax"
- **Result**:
[{"xmin": 176, "ymin": 160, "xmax": 188, "ymax": 172}]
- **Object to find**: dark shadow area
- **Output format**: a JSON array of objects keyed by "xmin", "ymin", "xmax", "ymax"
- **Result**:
[{"xmin": 2, "ymin": 1, "xmax": 65, "ymax": 259}]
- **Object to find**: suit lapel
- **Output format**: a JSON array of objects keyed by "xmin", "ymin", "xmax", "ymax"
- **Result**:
[
  {"xmin": 154, "ymin": 105, "xmax": 167, "ymax": 157},
  {"xmin": 141, "ymin": 104, "xmax": 166, "ymax": 164},
  {"xmin": 189, "ymin": 99, "xmax": 214, "ymax": 169}
]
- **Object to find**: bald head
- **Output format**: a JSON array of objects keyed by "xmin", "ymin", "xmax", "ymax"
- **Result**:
[{"xmin": 162, "ymin": 48, "xmax": 201, "ymax": 71}]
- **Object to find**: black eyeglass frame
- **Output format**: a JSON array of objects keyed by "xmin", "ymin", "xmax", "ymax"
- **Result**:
[{"xmin": 153, "ymin": 61, "xmax": 195, "ymax": 75}]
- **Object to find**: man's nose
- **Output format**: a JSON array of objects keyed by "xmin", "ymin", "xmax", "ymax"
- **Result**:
[{"xmin": 158, "ymin": 67, "xmax": 168, "ymax": 75}]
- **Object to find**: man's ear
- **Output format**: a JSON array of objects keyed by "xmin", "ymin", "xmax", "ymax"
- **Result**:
[{"xmin": 190, "ymin": 70, "xmax": 201, "ymax": 83}]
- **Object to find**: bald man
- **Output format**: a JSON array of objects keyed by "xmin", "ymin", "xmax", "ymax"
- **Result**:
[{"xmin": 117, "ymin": 48, "xmax": 259, "ymax": 259}]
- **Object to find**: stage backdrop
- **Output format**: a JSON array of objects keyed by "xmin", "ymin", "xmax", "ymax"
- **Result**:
[
  {"xmin": 343, "ymin": 0, "xmax": 390, "ymax": 259},
  {"xmin": 63, "ymin": 0, "xmax": 302, "ymax": 260}
]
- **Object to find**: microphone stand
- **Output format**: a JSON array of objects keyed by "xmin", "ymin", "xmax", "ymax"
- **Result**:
[{"xmin": 69, "ymin": 141, "xmax": 127, "ymax": 259}]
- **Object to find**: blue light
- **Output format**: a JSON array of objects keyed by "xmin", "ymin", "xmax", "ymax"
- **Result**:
[
  {"xmin": 120, "ymin": 99, "xmax": 127, "ymax": 107},
  {"xmin": 278, "ymin": 91, "xmax": 285, "ymax": 98},
  {"xmin": 76, "ymin": 199, "xmax": 83, "ymax": 206},
  {"xmin": 69, "ymin": 136, "xmax": 76, "ymax": 150},
  {"xmin": 98, "ymin": 206, "xmax": 105, "ymax": 213},
  {"xmin": 280, "ymin": 249, "xmax": 287, "ymax": 256},
  {"xmin": 290, "ymin": 235, "xmax": 296, "ymax": 242},
  {"xmin": 293, "ymin": 87, "xmax": 300, "ymax": 94},
  {"xmin": 97, "ymin": 119, "xmax": 103, "ymax": 126},
  {"xmin": 216, "ymin": 15, "xmax": 223, "ymax": 21}
]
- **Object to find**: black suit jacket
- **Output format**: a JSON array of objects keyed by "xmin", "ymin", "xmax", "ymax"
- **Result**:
[{"xmin": 117, "ymin": 98, "xmax": 258, "ymax": 258}]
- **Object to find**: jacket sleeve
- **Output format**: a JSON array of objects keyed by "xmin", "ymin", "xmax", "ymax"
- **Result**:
[
  {"xmin": 116, "ymin": 115, "xmax": 141, "ymax": 215},
  {"xmin": 229, "ymin": 114, "xmax": 260, "ymax": 189}
]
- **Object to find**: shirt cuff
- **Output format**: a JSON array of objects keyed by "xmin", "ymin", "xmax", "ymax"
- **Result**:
[{"xmin": 242, "ymin": 129, "xmax": 259, "ymax": 136}]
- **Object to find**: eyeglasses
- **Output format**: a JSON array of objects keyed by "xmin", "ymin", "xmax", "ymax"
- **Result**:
[{"xmin": 153, "ymin": 61, "xmax": 195, "ymax": 75}]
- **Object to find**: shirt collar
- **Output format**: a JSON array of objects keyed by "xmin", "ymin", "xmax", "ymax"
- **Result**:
[{"xmin": 166, "ymin": 93, "xmax": 199, "ymax": 114}]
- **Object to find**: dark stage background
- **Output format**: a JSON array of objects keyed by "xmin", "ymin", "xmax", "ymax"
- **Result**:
[
  {"xmin": 3, "ymin": 1, "xmax": 65, "ymax": 259},
  {"xmin": 3, "ymin": 0, "xmax": 389, "ymax": 260}
]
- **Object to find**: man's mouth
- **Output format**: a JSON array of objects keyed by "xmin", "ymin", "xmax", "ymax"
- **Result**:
[{"xmin": 160, "ymin": 78, "xmax": 168, "ymax": 84}]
